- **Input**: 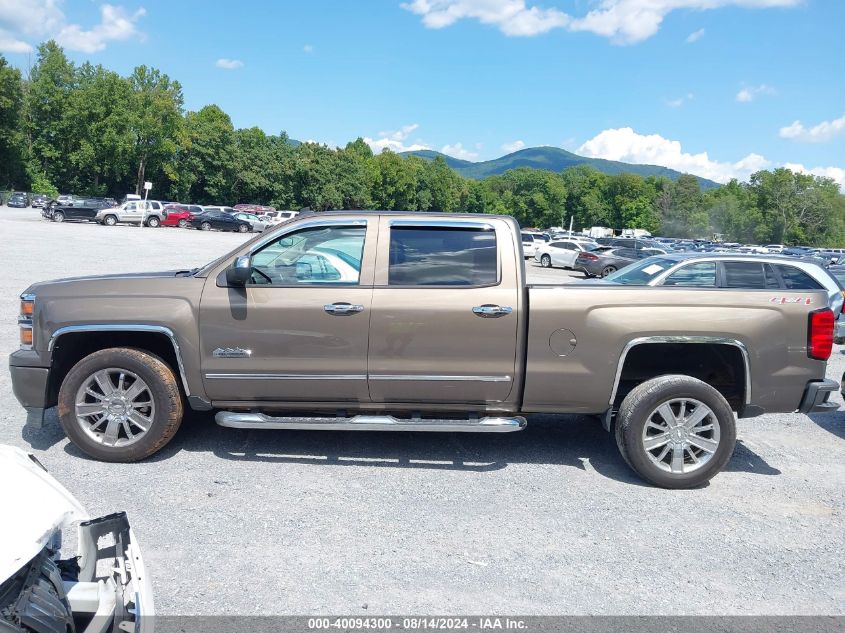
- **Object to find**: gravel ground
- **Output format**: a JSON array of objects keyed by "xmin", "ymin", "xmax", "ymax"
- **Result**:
[{"xmin": 1, "ymin": 206, "xmax": 843, "ymax": 615}]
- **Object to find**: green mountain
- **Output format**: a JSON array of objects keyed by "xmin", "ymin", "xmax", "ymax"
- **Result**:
[{"xmin": 400, "ymin": 146, "xmax": 720, "ymax": 189}]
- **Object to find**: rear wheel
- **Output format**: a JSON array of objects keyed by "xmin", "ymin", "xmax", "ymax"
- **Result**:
[
  {"xmin": 57, "ymin": 347, "xmax": 183, "ymax": 462},
  {"xmin": 146, "ymin": 216, "xmax": 160, "ymax": 228},
  {"xmin": 103, "ymin": 214, "xmax": 117, "ymax": 226},
  {"xmin": 540, "ymin": 254, "xmax": 552, "ymax": 268},
  {"xmin": 614, "ymin": 375, "xmax": 736, "ymax": 489},
  {"xmin": 200, "ymin": 221, "xmax": 211, "ymax": 231},
  {"xmin": 601, "ymin": 265, "xmax": 617, "ymax": 277},
  {"xmin": 52, "ymin": 211, "xmax": 65, "ymax": 222}
]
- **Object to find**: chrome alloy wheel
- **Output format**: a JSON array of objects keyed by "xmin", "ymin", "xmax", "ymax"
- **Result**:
[
  {"xmin": 74, "ymin": 368, "xmax": 156, "ymax": 447},
  {"xmin": 640, "ymin": 398, "xmax": 721, "ymax": 474}
]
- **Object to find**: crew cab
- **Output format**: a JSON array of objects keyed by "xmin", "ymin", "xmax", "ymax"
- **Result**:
[{"xmin": 9, "ymin": 212, "xmax": 839, "ymax": 488}]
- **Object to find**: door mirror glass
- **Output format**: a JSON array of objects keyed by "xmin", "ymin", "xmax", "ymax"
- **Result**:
[{"xmin": 226, "ymin": 256, "xmax": 252, "ymax": 286}]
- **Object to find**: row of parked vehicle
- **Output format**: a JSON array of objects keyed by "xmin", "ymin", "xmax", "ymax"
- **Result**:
[
  {"xmin": 34, "ymin": 195, "xmax": 300, "ymax": 233},
  {"xmin": 521, "ymin": 229, "xmax": 845, "ymax": 343}
]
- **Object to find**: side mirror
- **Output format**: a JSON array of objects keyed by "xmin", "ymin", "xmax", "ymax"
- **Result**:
[{"xmin": 226, "ymin": 256, "xmax": 252, "ymax": 286}]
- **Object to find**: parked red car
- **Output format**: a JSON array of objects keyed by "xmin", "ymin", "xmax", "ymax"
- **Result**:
[{"xmin": 161, "ymin": 204, "xmax": 193, "ymax": 228}]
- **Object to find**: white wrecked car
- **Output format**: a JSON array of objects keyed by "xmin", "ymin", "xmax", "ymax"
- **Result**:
[{"xmin": 0, "ymin": 445, "xmax": 153, "ymax": 633}]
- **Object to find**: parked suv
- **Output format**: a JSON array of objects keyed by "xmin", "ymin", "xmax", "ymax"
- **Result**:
[{"xmin": 96, "ymin": 200, "xmax": 166, "ymax": 226}]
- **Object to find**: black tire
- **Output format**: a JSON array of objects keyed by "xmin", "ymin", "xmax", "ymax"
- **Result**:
[
  {"xmin": 237, "ymin": 223, "xmax": 249, "ymax": 233},
  {"xmin": 835, "ymin": 336, "xmax": 844, "ymax": 345},
  {"xmin": 540, "ymin": 254, "xmax": 552, "ymax": 268},
  {"xmin": 614, "ymin": 375, "xmax": 736, "ymax": 489},
  {"xmin": 57, "ymin": 347, "xmax": 183, "ymax": 462},
  {"xmin": 103, "ymin": 214, "xmax": 117, "ymax": 226},
  {"xmin": 52, "ymin": 211, "xmax": 65, "ymax": 223},
  {"xmin": 601, "ymin": 265, "xmax": 617, "ymax": 277},
  {"xmin": 200, "ymin": 221, "xmax": 211, "ymax": 231},
  {"xmin": 177, "ymin": 219, "xmax": 188, "ymax": 228},
  {"xmin": 147, "ymin": 216, "xmax": 160, "ymax": 228}
]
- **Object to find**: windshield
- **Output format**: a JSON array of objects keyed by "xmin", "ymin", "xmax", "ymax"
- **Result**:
[{"xmin": 603, "ymin": 257, "xmax": 680, "ymax": 285}]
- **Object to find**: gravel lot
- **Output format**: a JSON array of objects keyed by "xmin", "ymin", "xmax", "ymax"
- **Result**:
[{"xmin": 1, "ymin": 206, "xmax": 843, "ymax": 615}]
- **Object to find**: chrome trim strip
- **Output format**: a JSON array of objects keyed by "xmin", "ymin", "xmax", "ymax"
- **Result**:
[
  {"xmin": 205, "ymin": 373, "xmax": 366, "ymax": 380},
  {"xmin": 389, "ymin": 219, "xmax": 495, "ymax": 230},
  {"xmin": 608, "ymin": 336, "xmax": 751, "ymax": 406},
  {"xmin": 49, "ymin": 324, "xmax": 192, "ymax": 397},
  {"xmin": 369, "ymin": 374, "xmax": 512, "ymax": 382}
]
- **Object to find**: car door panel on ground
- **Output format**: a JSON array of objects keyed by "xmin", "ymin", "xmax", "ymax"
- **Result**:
[
  {"xmin": 367, "ymin": 217, "xmax": 520, "ymax": 406},
  {"xmin": 199, "ymin": 219, "xmax": 377, "ymax": 403}
]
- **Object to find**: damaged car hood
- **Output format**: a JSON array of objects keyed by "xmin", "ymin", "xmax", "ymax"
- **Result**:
[{"xmin": 0, "ymin": 445, "xmax": 89, "ymax": 583}]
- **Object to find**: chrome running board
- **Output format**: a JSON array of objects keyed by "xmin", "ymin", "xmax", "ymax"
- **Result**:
[{"xmin": 215, "ymin": 412, "xmax": 527, "ymax": 433}]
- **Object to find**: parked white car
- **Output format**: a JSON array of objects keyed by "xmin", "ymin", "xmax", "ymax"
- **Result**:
[
  {"xmin": 202, "ymin": 205, "xmax": 238, "ymax": 214},
  {"xmin": 535, "ymin": 239, "xmax": 599, "ymax": 269},
  {"xmin": 260, "ymin": 210, "xmax": 299, "ymax": 225},
  {"xmin": 96, "ymin": 200, "xmax": 166, "ymax": 226},
  {"xmin": 521, "ymin": 232, "xmax": 539, "ymax": 258},
  {"xmin": 0, "ymin": 445, "xmax": 153, "ymax": 632},
  {"xmin": 233, "ymin": 211, "xmax": 268, "ymax": 232}
]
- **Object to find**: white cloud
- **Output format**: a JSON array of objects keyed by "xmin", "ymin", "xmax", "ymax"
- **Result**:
[
  {"xmin": 0, "ymin": 1, "xmax": 146, "ymax": 53},
  {"xmin": 577, "ymin": 127, "xmax": 772, "ymax": 183},
  {"xmin": 779, "ymin": 113, "xmax": 845, "ymax": 143},
  {"xmin": 215, "ymin": 58, "xmax": 244, "ymax": 69},
  {"xmin": 501, "ymin": 140, "xmax": 526, "ymax": 153},
  {"xmin": 685, "ymin": 27, "xmax": 705, "ymax": 43},
  {"xmin": 401, "ymin": 0, "xmax": 570, "ymax": 36},
  {"xmin": 402, "ymin": 0, "xmax": 800, "ymax": 43},
  {"xmin": 782, "ymin": 164, "xmax": 845, "ymax": 187},
  {"xmin": 666, "ymin": 92, "xmax": 694, "ymax": 108},
  {"xmin": 441, "ymin": 142, "xmax": 479, "ymax": 160},
  {"xmin": 364, "ymin": 123, "xmax": 431, "ymax": 153},
  {"xmin": 736, "ymin": 83, "xmax": 775, "ymax": 103},
  {"xmin": 303, "ymin": 44, "xmax": 314, "ymax": 53}
]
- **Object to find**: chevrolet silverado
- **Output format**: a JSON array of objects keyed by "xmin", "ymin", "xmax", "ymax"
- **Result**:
[{"xmin": 9, "ymin": 212, "xmax": 839, "ymax": 488}]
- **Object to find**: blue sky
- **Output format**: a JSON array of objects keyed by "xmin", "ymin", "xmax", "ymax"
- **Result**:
[{"xmin": 1, "ymin": 0, "xmax": 843, "ymax": 185}]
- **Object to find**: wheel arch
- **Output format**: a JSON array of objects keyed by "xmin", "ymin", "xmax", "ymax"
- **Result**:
[
  {"xmin": 609, "ymin": 336, "xmax": 751, "ymax": 417},
  {"xmin": 47, "ymin": 325, "xmax": 191, "ymax": 407}
]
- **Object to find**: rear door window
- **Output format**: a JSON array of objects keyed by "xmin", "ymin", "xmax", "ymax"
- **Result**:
[
  {"xmin": 723, "ymin": 262, "xmax": 767, "ymax": 289},
  {"xmin": 389, "ymin": 227, "xmax": 497, "ymax": 286}
]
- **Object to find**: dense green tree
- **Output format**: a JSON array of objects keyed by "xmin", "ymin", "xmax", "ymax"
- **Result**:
[
  {"xmin": 0, "ymin": 55, "xmax": 27, "ymax": 188},
  {"xmin": 177, "ymin": 105, "xmax": 236, "ymax": 203},
  {"xmin": 128, "ymin": 65, "xmax": 183, "ymax": 195}
]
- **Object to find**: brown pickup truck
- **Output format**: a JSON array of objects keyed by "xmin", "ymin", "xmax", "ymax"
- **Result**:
[{"xmin": 10, "ymin": 212, "xmax": 839, "ymax": 488}]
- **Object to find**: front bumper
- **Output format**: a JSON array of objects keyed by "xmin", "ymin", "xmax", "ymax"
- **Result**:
[
  {"xmin": 797, "ymin": 379, "xmax": 840, "ymax": 414},
  {"xmin": 9, "ymin": 349, "xmax": 52, "ymax": 427}
]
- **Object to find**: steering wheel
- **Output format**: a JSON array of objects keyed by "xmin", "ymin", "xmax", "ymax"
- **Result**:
[{"xmin": 250, "ymin": 267, "xmax": 273, "ymax": 284}]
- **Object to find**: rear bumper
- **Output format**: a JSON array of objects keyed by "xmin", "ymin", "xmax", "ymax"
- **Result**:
[{"xmin": 797, "ymin": 379, "xmax": 840, "ymax": 414}]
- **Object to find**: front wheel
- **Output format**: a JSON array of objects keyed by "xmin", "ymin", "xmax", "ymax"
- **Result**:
[
  {"xmin": 614, "ymin": 375, "xmax": 736, "ymax": 489},
  {"xmin": 103, "ymin": 214, "xmax": 117, "ymax": 226},
  {"xmin": 540, "ymin": 254, "xmax": 552, "ymax": 268},
  {"xmin": 177, "ymin": 219, "xmax": 188, "ymax": 228},
  {"xmin": 52, "ymin": 211, "xmax": 65, "ymax": 222},
  {"xmin": 237, "ymin": 223, "xmax": 249, "ymax": 233},
  {"xmin": 57, "ymin": 348, "xmax": 184, "ymax": 462}
]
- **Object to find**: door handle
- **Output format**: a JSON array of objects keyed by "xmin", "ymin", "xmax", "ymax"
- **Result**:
[
  {"xmin": 324, "ymin": 302, "xmax": 365, "ymax": 315},
  {"xmin": 472, "ymin": 305, "xmax": 513, "ymax": 318}
]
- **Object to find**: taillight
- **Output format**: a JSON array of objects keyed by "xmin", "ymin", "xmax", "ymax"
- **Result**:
[
  {"xmin": 808, "ymin": 308, "xmax": 834, "ymax": 361},
  {"xmin": 579, "ymin": 253, "xmax": 599, "ymax": 261}
]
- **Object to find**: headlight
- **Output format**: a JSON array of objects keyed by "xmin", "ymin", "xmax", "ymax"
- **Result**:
[{"xmin": 19, "ymin": 294, "xmax": 34, "ymax": 350}]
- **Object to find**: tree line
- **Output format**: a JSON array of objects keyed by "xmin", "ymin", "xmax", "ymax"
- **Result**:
[{"xmin": 1, "ymin": 41, "xmax": 843, "ymax": 245}]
